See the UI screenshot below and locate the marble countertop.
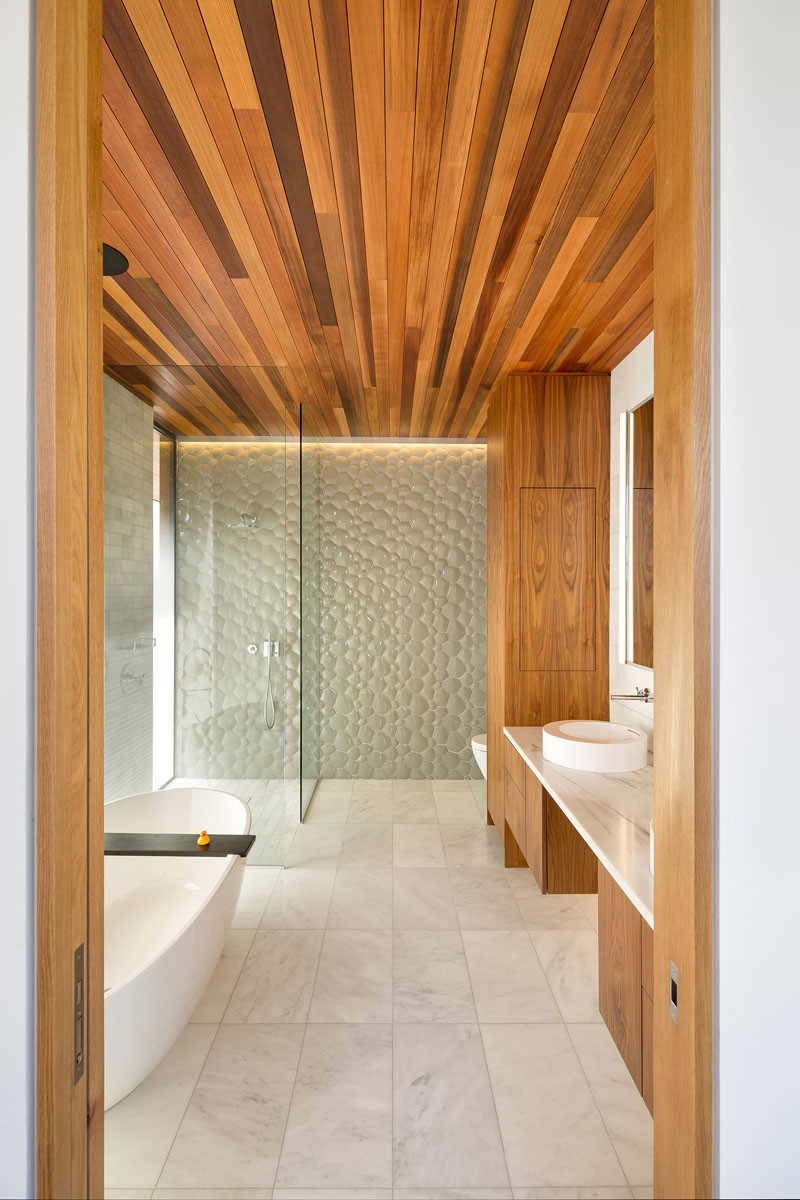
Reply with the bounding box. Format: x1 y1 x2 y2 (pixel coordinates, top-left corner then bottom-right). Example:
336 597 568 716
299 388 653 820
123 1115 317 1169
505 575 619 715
504 726 654 928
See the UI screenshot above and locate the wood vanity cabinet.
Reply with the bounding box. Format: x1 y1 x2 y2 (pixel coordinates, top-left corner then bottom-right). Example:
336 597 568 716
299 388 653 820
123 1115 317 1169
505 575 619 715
503 738 595 894
598 864 654 1114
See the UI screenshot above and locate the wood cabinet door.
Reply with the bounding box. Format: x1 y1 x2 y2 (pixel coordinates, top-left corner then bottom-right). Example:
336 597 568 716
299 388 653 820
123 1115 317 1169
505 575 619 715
598 864 643 1090
524 767 546 891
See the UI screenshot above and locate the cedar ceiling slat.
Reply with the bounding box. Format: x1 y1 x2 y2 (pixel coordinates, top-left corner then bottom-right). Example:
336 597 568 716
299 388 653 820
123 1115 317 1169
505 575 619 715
102 0 655 437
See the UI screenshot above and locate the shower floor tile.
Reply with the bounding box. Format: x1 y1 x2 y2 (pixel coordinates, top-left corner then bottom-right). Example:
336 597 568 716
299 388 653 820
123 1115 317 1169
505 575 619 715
107 779 651 1198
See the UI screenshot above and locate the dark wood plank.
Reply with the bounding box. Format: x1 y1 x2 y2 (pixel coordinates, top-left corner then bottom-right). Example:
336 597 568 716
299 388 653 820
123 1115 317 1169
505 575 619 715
104 832 256 857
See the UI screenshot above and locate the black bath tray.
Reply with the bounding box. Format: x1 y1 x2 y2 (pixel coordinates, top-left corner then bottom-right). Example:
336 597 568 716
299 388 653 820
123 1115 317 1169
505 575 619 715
104 832 256 858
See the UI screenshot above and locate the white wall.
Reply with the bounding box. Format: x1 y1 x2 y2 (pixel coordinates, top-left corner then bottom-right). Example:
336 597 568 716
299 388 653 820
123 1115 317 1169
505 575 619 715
0 0 35 1195
609 333 654 748
717 3 800 1195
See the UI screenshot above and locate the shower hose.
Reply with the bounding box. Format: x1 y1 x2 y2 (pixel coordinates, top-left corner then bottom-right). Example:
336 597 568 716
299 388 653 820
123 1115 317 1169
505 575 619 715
264 641 276 730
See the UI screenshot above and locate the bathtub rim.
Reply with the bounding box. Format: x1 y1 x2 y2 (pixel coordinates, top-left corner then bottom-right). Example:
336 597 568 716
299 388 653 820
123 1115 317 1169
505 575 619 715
104 787 252 999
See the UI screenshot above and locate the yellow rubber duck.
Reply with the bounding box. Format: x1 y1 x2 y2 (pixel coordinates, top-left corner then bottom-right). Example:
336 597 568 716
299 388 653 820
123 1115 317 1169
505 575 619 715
197 830 210 848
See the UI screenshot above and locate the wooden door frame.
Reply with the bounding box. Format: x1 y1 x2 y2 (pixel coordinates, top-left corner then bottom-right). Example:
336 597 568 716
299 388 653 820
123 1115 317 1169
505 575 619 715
653 0 713 1195
31 0 715 1195
36 0 103 1195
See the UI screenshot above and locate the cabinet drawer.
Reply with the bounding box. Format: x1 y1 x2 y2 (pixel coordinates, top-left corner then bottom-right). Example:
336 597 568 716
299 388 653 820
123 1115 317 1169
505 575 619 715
642 990 654 1114
642 920 654 1000
524 766 546 892
598 864 643 1091
504 736 526 795
504 769 526 852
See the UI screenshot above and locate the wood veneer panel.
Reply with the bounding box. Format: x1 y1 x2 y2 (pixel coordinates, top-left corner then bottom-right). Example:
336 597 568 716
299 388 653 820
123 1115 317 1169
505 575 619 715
546 795 598 895
504 736 526 796
632 486 654 667
599 865 643 1090
653 1 713 1195
486 388 505 830
504 771 527 860
642 917 654 1001
524 766 546 892
37 0 103 1193
519 486 596 671
642 990 654 1115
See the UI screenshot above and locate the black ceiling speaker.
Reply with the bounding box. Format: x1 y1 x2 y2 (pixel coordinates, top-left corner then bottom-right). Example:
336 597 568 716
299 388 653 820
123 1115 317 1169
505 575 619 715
102 243 129 276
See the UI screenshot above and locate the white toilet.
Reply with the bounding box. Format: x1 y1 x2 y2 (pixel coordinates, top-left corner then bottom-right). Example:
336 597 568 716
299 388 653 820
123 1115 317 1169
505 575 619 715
471 732 487 779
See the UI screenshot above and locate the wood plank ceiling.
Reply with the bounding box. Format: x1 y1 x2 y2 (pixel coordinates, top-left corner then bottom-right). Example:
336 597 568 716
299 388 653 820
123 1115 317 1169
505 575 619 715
102 0 654 438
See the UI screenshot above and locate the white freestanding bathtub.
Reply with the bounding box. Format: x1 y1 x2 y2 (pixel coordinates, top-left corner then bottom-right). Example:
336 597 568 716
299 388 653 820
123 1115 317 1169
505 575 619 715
104 787 251 1109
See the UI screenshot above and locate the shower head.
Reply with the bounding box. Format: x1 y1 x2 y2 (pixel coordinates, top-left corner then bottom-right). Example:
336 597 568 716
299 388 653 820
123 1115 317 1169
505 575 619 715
226 512 258 530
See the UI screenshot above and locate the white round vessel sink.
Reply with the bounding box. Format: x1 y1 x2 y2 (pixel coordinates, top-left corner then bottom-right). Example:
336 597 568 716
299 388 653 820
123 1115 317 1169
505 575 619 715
542 720 647 773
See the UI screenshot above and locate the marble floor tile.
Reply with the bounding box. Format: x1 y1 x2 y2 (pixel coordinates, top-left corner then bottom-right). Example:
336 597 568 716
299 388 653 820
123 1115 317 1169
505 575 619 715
577 893 600 930
105 1189 155 1198
392 781 437 824
393 1024 509 1189
276 1024 392 1189
274 1191 391 1199
631 1188 654 1198
392 824 446 868
191 928 256 1023
514 891 594 932
481 1024 626 1189
232 866 282 928
432 780 478 793
392 869 458 929
348 789 393 823
462 931 560 1023
529 931 602 1024
311 779 354 799
440 823 504 868
567 1024 653 1186
327 867 393 929
339 823 393 868
303 790 351 824
433 790 484 824
309 930 392 1023
105 1024 216 1189
353 779 394 799
285 825 344 868
449 869 525 930
393 930 476 1022
153 1191 274 1199
511 1189 632 1199
159 1025 303 1189
261 868 336 929
394 1191 512 1200
224 930 322 1023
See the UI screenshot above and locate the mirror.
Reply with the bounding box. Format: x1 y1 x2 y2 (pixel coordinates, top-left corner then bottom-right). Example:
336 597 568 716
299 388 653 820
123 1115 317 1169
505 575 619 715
624 395 654 668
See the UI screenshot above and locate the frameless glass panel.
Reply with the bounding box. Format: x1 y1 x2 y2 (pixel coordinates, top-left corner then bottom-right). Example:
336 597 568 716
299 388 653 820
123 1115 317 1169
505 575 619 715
152 428 175 789
103 375 157 803
299 405 321 820
172 372 289 865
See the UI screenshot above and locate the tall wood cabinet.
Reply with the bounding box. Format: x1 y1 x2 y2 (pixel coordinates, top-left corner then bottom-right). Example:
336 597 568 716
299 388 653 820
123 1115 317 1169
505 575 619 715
487 373 610 835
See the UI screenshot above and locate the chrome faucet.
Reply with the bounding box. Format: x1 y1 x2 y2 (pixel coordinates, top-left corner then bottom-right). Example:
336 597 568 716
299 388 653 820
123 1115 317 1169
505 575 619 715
610 686 654 703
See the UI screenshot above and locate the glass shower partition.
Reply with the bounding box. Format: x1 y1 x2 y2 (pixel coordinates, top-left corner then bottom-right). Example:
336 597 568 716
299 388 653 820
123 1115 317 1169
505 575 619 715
299 406 320 820
173 413 289 865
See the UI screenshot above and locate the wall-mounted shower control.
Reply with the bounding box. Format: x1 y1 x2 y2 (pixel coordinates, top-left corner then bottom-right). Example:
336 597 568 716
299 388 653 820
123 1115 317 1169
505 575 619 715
247 644 258 655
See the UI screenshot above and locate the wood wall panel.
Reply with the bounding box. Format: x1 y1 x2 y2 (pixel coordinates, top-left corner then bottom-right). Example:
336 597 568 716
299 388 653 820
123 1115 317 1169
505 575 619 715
520 487 596 671
653 0 713 1194
37 1 104 1194
487 372 610 827
100 0 655 436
